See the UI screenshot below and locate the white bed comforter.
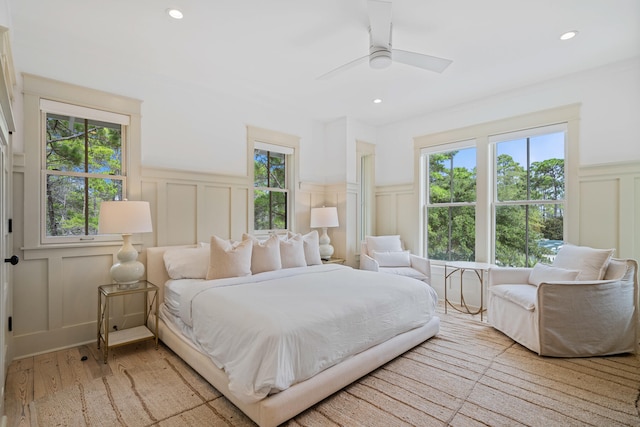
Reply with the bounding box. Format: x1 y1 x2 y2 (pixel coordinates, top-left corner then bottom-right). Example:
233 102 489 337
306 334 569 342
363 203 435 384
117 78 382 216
174 264 437 403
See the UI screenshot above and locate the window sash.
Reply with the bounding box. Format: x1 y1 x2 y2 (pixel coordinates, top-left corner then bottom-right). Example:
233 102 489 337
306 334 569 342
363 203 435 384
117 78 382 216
40 104 128 244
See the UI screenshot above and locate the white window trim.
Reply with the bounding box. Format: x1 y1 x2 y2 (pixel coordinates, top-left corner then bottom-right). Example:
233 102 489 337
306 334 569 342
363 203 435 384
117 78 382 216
247 125 299 236
414 104 580 262
22 74 142 250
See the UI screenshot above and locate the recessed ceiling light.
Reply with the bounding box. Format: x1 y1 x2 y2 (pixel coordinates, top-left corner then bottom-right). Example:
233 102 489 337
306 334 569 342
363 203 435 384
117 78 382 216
373 98 383 104
167 8 184 19
560 30 578 41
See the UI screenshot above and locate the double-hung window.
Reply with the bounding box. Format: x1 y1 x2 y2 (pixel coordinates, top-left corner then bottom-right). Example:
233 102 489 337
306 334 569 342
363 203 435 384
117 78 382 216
492 125 566 266
253 143 291 231
41 100 129 242
248 126 299 235
417 106 576 266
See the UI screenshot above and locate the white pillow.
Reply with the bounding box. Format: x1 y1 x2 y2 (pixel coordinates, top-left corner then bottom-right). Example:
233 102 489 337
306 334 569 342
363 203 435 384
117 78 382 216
242 233 282 274
289 230 322 266
372 250 411 267
528 263 580 286
280 233 307 268
552 244 614 280
365 235 403 256
206 235 253 280
163 247 209 279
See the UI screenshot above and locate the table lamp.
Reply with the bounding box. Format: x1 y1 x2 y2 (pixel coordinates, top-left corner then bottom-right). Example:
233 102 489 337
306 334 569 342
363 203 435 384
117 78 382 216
310 206 339 260
98 200 153 287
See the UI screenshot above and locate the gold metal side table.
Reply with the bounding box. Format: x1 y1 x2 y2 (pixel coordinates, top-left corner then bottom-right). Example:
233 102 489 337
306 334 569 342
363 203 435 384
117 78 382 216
444 261 493 321
97 281 158 364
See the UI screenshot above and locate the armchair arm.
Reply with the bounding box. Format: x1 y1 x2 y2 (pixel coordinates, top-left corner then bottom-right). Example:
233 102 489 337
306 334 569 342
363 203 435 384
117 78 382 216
537 278 638 356
488 267 532 287
409 255 431 284
359 253 380 271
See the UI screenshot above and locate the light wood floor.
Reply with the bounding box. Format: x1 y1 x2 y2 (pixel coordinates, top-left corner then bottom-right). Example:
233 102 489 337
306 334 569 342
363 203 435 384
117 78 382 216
3 304 484 427
3 339 176 427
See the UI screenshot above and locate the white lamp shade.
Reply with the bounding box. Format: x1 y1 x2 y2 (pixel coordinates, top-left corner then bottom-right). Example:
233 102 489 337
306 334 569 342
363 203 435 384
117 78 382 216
98 201 153 234
310 207 339 228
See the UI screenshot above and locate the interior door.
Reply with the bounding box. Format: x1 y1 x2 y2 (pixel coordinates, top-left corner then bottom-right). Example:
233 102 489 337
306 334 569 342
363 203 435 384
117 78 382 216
0 26 16 418
0 132 8 416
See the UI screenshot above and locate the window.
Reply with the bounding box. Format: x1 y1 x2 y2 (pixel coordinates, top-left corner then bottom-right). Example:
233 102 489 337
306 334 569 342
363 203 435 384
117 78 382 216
22 75 141 248
493 126 566 266
247 126 299 235
41 100 130 242
416 105 578 264
357 141 375 247
424 142 476 261
253 145 289 231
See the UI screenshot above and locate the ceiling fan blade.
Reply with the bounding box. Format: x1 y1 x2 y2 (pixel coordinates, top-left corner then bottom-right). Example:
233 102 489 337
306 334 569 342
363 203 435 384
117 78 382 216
392 49 453 73
316 54 369 80
368 0 392 48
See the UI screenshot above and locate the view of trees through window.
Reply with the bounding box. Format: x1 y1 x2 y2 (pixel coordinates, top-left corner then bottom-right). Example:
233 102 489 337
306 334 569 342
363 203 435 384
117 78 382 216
45 113 123 237
427 146 477 261
426 130 565 267
495 132 565 267
254 149 287 230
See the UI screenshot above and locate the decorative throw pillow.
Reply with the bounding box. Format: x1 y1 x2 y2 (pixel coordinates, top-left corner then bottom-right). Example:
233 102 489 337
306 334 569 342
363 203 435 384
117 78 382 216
289 230 322 266
206 235 253 280
372 250 411 267
163 246 209 279
280 233 307 268
552 244 614 280
365 235 403 256
242 233 282 274
528 263 580 286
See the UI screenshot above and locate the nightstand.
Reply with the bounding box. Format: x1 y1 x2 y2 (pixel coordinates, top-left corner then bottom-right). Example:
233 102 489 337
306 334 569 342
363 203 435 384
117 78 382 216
97 281 158 364
322 258 345 265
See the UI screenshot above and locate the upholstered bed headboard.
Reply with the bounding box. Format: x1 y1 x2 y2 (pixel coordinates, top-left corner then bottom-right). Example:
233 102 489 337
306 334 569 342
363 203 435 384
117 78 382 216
146 245 196 307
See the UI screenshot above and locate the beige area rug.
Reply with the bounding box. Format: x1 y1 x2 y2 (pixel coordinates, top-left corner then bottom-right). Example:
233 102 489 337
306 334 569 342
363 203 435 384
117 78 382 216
31 312 640 427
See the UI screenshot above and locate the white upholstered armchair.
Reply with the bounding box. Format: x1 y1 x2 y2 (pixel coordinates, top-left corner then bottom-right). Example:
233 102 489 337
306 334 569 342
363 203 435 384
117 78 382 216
488 245 638 357
359 235 431 284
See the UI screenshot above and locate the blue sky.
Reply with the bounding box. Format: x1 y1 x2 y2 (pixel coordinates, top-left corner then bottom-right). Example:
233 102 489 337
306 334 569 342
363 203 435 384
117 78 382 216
452 132 565 170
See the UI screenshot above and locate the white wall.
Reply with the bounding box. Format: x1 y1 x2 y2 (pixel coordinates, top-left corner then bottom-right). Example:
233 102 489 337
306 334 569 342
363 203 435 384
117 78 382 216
376 57 640 185
12 49 332 184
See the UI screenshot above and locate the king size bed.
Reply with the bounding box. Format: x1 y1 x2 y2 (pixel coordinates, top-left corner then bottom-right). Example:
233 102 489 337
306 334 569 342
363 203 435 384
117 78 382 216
146 238 439 427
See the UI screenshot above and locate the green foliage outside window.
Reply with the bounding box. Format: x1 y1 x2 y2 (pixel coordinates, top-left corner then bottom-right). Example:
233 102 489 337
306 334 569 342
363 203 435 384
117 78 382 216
427 150 476 261
427 135 565 267
45 114 123 237
254 149 287 230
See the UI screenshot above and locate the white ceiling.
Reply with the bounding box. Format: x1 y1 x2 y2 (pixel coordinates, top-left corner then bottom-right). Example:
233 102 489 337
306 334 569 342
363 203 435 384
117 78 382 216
9 0 640 126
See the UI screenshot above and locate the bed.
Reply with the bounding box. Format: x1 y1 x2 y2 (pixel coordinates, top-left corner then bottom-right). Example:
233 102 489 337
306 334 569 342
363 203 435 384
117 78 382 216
146 241 439 427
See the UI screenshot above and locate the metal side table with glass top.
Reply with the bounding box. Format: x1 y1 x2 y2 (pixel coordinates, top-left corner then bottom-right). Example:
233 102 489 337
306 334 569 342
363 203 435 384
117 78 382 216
444 261 493 321
97 281 159 363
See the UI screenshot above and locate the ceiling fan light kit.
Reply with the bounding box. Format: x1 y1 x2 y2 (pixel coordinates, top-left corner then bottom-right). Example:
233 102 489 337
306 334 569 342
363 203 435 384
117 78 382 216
369 49 392 69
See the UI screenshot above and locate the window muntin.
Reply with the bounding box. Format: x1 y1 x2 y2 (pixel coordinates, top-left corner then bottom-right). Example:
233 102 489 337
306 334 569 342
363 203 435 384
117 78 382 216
425 145 477 261
253 148 288 231
43 108 125 240
493 130 565 267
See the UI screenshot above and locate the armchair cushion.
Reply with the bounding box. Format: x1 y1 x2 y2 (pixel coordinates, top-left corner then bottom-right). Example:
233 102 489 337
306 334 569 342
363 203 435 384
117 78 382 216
371 250 411 267
552 244 614 280
528 263 579 286
491 284 537 311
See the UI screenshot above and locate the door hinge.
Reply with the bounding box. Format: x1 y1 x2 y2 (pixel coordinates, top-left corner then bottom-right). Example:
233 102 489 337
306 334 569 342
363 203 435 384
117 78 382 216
8 316 12 332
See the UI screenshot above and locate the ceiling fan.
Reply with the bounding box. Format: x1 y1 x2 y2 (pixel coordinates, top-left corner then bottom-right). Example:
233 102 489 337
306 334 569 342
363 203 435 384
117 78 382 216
317 0 452 80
